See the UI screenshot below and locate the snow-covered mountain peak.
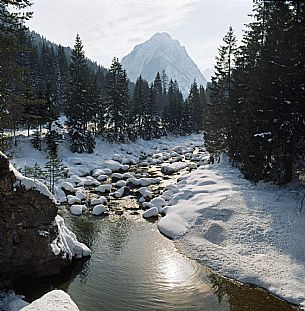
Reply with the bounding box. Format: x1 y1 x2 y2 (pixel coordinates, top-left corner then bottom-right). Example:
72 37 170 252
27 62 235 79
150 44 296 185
151 32 172 40
121 32 207 97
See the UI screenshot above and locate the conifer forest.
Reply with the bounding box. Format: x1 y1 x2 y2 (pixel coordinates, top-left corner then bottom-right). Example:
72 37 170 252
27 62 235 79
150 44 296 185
1 1 304 185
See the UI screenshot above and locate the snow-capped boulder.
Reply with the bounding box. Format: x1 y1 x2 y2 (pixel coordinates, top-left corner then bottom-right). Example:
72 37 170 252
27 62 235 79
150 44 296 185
123 172 134 179
126 178 140 186
83 176 100 186
96 184 112 193
161 190 175 201
97 174 108 181
142 202 154 209
75 191 86 201
103 168 112 175
70 205 86 215
143 207 159 218
92 168 106 177
61 181 76 193
164 184 179 193
112 187 126 198
92 204 106 216
21 290 79 311
111 173 123 181
70 175 83 185
103 160 122 172
121 164 129 171
161 162 188 174
0 152 90 283
91 196 107 206
116 180 127 188
113 154 122 162
67 196 81 205
138 187 153 199
150 197 166 209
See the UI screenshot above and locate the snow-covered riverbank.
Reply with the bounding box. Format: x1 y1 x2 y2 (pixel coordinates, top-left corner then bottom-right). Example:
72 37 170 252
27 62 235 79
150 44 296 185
158 157 305 309
6 133 305 309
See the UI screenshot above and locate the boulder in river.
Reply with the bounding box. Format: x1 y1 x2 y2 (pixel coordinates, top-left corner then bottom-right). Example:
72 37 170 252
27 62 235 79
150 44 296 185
0 151 90 286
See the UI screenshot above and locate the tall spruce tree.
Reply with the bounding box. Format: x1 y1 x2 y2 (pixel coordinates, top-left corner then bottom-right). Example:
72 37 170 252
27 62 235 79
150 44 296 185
205 26 237 156
105 57 129 141
66 34 95 153
0 0 33 148
153 71 164 116
132 75 149 137
188 80 204 132
163 79 184 134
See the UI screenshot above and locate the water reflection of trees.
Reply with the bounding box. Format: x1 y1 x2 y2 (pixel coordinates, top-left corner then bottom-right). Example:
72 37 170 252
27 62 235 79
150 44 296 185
13 259 88 301
65 214 100 249
104 217 132 257
208 274 296 311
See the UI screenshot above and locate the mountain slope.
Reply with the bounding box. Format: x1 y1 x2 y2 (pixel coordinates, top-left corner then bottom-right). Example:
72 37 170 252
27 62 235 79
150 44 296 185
121 32 207 97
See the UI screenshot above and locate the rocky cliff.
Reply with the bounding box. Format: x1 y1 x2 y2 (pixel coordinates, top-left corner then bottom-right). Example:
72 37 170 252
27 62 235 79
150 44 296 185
0 151 90 286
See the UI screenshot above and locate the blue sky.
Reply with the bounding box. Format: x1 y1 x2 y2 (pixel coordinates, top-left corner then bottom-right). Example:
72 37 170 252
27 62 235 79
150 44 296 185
27 0 253 74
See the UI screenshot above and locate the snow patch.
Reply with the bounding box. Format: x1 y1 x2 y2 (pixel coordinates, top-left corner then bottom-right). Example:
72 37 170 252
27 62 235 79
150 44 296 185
21 290 79 311
9 164 54 202
51 215 91 259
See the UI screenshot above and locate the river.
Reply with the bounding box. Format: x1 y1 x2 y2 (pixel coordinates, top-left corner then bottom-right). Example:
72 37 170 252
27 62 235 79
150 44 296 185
13 145 298 310
14 212 296 311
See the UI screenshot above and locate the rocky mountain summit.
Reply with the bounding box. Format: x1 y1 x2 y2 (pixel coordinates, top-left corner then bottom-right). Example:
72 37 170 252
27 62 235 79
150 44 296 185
121 32 207 97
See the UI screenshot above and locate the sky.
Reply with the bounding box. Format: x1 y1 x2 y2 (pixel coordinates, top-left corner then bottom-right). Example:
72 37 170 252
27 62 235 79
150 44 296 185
26 0 253 77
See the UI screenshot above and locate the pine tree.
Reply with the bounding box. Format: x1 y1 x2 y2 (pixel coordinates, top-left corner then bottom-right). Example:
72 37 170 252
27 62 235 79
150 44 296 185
66 34 95 152
258 1 296 183
143 83 162 139
132 75 149 137
56 45 69 112
205 26 237 156
153 71 164 115
188 80 204 132
229 1 272 176
105 57 129 141
45 152 64 194
32 162 44 181
290 1 305 180
0 0 32 137
163 79 184 134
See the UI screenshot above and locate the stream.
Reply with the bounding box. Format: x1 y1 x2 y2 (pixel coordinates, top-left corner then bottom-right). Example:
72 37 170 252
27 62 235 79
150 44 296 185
14 146 298 311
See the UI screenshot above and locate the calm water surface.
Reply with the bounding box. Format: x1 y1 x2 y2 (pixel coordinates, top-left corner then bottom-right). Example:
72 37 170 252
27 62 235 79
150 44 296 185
47 212 296 311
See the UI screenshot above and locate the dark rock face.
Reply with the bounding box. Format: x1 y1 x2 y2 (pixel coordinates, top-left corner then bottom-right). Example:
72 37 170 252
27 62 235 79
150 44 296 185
0 152 70 285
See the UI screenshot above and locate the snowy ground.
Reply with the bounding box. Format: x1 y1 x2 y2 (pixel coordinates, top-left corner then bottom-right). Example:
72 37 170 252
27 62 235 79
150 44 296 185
157 156 305 309
8 133 206 205
5 132 305 309
0 290 78 311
